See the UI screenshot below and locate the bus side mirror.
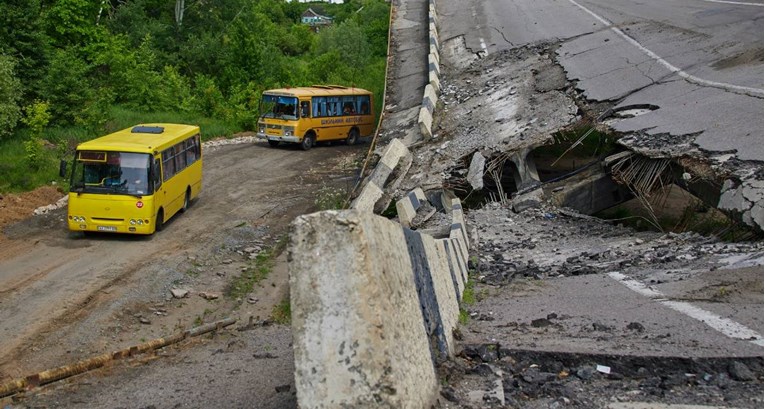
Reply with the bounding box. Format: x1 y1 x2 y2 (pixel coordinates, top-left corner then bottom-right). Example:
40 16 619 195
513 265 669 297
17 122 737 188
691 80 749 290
59 160 67 178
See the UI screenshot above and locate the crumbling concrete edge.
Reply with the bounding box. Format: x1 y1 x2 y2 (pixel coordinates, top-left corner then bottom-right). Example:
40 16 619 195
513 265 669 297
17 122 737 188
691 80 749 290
419 0 441 140
290 197 470 408
718 177 764 231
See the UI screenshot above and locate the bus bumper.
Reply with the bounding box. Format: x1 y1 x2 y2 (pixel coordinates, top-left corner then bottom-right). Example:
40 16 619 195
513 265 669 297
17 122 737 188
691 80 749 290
262 134 300 143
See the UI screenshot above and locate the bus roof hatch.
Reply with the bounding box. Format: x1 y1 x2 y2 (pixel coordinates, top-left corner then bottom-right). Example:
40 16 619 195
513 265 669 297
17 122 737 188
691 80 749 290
132 126 165 134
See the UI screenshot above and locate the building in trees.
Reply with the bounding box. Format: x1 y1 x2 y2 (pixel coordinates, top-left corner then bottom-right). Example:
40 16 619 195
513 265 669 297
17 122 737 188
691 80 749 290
301 8 334 32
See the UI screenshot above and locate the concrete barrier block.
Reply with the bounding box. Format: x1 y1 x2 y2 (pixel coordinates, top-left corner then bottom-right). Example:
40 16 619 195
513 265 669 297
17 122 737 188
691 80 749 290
437 237 465 299
411 231 460 357
290 211 439 409
430 44 440 60
396 188 427 228
429 70 441 95
418 106 433 139
429 33 439 52
428 53 441 77
448 200 470 261
351 182 383 212
429 22 439 41
423 83 437 111
380 138 409 170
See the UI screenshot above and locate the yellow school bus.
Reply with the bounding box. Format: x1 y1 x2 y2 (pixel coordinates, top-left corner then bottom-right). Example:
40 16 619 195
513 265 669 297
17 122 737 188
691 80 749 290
256 85 375 150
61 124 202 235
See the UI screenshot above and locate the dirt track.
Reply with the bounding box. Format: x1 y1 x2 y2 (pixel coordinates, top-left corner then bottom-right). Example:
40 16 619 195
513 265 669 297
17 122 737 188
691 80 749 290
0 140 364 392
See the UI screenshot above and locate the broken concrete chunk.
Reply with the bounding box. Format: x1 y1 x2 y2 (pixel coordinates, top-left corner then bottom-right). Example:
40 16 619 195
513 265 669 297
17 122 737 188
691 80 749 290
199 292 220 300
467 152 486 190
512 188 544 213
170 288 189 299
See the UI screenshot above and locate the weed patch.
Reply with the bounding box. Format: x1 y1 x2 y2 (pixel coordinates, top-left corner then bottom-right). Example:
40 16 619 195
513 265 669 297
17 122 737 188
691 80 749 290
227 237 288 300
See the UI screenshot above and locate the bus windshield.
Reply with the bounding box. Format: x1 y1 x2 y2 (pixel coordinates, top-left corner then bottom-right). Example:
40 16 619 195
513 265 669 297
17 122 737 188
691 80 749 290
71 151 151 196
260 94 299 120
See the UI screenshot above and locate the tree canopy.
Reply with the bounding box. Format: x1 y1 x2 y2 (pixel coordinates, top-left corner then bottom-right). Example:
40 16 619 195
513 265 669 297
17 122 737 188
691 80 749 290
0 0 390 138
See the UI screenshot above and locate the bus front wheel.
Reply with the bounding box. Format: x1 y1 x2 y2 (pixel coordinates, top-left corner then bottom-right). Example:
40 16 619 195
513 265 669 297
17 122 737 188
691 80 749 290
155 209 164 233
301 135 314 151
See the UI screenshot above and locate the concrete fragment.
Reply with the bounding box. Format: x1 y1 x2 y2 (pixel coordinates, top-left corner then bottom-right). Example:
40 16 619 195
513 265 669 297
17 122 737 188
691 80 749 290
467 152 486 190
170 288 189 299
198 292 219 300
512 188 544 213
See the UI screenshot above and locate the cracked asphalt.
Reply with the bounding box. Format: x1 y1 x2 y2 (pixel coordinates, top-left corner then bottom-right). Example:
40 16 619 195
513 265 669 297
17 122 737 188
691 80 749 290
436 0 764 229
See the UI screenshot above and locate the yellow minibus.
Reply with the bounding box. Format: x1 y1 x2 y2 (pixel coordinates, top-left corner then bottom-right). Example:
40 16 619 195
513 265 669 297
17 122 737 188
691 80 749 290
256 85 375 150
60 124 202 235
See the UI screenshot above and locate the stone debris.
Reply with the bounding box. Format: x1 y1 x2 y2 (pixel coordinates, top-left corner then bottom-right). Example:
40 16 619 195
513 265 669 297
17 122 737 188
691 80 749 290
198 292 219 300
170 288 189 299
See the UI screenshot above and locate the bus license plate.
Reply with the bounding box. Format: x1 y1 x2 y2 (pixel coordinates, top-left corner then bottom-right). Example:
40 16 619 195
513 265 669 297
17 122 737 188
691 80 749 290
97 226 117 232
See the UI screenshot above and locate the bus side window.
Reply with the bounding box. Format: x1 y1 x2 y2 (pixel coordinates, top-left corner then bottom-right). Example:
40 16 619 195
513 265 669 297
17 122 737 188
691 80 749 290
300 101 310 118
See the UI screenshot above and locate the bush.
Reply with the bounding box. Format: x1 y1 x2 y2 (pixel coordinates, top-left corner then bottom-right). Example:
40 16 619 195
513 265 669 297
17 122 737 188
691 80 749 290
22 100 52 138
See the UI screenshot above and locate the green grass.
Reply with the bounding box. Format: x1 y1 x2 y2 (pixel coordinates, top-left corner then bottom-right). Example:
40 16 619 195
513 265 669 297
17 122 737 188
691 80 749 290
462 277 476 305
458 276 477 325
271 296 291 325
0 136 65 193
314 184 348 211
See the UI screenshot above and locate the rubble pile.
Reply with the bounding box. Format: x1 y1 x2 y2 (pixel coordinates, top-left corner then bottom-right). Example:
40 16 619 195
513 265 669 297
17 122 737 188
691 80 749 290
469 203 762 286
437 346 763 409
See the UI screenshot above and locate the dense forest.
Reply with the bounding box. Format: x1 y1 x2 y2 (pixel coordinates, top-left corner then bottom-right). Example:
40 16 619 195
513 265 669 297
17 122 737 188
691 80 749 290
0 0 390 192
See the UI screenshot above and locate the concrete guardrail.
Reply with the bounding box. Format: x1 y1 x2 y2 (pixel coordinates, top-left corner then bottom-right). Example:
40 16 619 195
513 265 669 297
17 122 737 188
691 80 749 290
419 0 441 140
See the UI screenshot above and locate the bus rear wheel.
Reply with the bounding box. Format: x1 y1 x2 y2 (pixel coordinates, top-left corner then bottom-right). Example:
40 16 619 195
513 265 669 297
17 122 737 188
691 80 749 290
268 140 279 147
155 209 164 233
301 135 314 151
346 128 359 146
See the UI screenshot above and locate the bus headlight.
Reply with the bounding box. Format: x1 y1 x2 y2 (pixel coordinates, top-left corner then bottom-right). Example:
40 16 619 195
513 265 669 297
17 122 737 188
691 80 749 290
258 124 266 134
71 216 85 222
284 127 294 136
130 219 136 225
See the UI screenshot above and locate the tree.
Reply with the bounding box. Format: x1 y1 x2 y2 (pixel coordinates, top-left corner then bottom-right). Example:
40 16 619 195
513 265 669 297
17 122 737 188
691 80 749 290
0 0 49 99
0 55 23 140
43 0 103 47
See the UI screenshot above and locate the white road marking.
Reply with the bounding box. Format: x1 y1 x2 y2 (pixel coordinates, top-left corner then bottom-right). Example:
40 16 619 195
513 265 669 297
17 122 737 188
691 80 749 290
701 0 763 6
566 0 764 97
608 272 763 346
